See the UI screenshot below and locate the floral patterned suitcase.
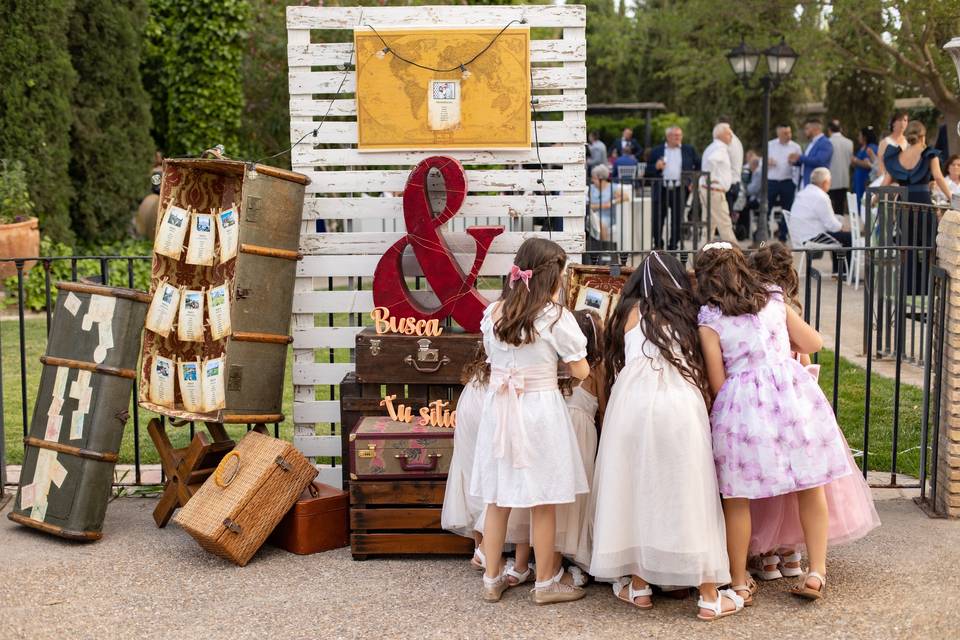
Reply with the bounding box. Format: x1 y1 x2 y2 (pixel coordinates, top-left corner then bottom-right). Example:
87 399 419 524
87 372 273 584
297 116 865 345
348 416 455 481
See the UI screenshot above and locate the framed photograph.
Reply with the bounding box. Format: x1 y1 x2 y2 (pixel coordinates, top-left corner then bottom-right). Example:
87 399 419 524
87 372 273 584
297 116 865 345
575 286 611 318
564 264 634 323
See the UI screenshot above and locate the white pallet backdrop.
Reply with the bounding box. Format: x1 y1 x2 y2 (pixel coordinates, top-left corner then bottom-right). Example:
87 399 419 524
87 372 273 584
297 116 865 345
286 4 587 487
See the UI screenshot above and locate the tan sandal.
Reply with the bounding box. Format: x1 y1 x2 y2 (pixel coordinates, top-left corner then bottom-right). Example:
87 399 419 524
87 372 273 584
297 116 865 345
791 571 825 600
613 577 654 610
730 576 757 606
697 588 744 621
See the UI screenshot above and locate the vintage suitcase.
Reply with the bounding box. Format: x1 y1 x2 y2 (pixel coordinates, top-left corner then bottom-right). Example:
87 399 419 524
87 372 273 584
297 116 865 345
354 329 483 385
350 480 474 560
174 430 317 566
269 482 349 555
349 415 454 481
139 158 307 424
338 372 462 488
8 281 150 540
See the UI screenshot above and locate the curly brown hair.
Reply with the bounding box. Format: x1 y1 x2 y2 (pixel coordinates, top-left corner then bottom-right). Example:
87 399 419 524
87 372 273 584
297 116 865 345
460 341 490 386
493 238 567 346
604 252 709 400
749 242 800 311
694 246 770 317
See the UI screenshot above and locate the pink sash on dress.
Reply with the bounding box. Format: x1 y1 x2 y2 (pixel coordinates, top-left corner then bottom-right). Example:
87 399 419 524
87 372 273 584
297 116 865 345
489 363 558 469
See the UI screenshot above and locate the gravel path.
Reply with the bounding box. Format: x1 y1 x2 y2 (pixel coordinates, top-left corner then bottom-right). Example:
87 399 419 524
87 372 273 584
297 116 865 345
0 498 957 640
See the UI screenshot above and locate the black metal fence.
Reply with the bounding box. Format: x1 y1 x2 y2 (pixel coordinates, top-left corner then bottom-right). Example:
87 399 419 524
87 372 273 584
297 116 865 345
0 223 952 505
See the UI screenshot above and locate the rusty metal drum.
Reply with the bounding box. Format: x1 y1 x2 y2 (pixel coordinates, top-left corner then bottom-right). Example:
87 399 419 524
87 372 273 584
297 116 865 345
8 282 150 540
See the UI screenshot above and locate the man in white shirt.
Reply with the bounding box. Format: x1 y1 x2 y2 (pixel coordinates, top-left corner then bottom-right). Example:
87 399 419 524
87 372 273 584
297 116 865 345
789 167 851 276
827 119 854 216
699 122 738 244
718 116 744 217
767 124 802 241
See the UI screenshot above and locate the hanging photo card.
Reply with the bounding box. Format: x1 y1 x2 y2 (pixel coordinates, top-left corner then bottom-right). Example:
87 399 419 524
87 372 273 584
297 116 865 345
216 207 239 263
206 283 232 340
149 355 175 407
201 357 226 413
177 289 205 342
428 80 461 131
145 280 181 337
154 204 190 259
185 213 215 266
178 359 203 413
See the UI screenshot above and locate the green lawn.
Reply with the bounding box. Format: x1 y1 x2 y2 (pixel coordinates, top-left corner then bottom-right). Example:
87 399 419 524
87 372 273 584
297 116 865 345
1 316 928 480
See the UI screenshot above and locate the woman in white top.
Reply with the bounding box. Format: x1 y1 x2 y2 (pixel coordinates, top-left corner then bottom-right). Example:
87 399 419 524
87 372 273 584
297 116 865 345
934 154 960 204
876 110 908 178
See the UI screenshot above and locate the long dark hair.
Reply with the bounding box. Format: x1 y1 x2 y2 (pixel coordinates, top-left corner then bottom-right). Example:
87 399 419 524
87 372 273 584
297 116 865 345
493 238 567 346
694 246 770 317
460 341 490 386
749 242 799 311
603 252 708 399
860 126 878 147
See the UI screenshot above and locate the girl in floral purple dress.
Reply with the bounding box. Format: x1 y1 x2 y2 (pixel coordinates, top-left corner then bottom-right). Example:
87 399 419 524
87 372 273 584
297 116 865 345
695 243 851 604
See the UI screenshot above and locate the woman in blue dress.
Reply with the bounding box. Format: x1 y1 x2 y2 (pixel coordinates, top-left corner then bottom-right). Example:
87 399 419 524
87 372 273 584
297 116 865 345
882 121 952 294
851 126 878 212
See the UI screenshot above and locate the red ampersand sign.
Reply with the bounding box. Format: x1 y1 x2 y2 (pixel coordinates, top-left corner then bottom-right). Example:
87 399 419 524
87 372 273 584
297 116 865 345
373 157 504 333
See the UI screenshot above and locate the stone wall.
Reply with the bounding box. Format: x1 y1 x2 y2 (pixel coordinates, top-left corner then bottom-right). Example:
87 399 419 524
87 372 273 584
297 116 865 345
935 209 960 517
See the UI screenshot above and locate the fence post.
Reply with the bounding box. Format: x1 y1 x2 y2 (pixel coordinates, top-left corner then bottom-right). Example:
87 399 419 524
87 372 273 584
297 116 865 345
934 209 960 517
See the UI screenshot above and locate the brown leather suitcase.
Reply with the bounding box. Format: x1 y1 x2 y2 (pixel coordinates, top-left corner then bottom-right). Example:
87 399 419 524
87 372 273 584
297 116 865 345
354 329 482 385
269 482 349 555
349 415 455 481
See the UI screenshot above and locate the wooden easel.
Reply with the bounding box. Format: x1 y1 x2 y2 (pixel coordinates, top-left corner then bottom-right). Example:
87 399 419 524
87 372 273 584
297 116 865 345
148 419 237 528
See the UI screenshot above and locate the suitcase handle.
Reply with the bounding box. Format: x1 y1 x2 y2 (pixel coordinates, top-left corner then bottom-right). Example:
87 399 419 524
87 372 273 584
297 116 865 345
403 354 450 374
393 452 442 472
214 451 241 488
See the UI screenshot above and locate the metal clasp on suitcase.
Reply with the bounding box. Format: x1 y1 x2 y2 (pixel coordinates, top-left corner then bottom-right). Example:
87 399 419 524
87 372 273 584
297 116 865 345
368 338 381 356
274 456 292 472
358 444 376 458
393 452 442 472
223 518 242 534
403 338 450 374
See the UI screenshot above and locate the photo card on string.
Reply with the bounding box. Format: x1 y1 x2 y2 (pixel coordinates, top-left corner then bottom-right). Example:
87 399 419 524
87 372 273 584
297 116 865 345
154 204 190 259
185 212 216 266
177 289 205 342
216 206 239 263
206 283 232 340
149 354 175 408
145 280 181 337
177 359 203 413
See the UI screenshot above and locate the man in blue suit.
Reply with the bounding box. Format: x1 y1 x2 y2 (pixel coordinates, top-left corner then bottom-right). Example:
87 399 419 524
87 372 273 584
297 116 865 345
790 118 833 187
644 126 700 249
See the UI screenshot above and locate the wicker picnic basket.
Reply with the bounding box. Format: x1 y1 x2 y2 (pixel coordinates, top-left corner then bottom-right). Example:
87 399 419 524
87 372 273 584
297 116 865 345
174 430 317 566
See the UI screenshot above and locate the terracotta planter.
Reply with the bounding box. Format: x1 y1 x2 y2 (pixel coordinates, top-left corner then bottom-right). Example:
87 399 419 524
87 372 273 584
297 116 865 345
0 217 40 280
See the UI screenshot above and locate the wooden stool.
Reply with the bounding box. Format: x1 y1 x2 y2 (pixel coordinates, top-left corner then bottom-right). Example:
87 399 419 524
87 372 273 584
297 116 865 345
148 419 236 528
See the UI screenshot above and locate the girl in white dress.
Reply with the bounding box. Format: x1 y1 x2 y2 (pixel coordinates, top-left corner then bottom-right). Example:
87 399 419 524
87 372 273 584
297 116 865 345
589 252 742 621
470 238 590 605
442 346 489 567
555 309 604 580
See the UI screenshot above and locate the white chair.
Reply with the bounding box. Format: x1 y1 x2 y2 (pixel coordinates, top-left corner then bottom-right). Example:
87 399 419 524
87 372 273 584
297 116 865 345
847 201 865 289
783 209 847 277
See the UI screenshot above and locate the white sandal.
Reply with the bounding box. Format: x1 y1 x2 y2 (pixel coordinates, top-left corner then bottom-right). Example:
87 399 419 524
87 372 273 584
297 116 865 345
791 571 825 600
471 547 486 571
482 571 508 603
749 554 783 580
779 551 803 577
504 559 533 586
697 588 744 621
612 576 653 610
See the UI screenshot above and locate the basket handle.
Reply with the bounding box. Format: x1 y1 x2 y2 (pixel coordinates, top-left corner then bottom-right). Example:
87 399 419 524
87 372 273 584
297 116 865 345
214 451 241 488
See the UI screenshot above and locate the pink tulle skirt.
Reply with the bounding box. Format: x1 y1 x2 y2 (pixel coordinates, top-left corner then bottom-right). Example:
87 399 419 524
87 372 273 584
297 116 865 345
749 363 880 554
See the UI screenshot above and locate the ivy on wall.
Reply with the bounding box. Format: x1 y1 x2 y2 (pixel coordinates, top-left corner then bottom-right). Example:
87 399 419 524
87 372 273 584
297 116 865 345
144 0 250 157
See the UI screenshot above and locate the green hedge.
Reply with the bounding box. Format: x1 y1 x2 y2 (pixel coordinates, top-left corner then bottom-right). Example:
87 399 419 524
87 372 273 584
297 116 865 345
586 112 692 154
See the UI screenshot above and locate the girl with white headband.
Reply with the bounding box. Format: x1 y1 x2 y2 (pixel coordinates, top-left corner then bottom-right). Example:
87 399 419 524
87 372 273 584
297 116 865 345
587 251 740 621
471 238 590 605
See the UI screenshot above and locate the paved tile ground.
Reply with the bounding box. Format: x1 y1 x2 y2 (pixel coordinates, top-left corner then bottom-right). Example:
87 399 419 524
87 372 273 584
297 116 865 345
0 497 957 640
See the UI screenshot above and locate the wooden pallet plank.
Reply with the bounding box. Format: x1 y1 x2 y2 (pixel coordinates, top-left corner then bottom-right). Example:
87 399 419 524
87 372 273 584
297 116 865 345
350 532 474 555
350 507 443 530
286 5 586 30
349 480 447 505
301 194 584 221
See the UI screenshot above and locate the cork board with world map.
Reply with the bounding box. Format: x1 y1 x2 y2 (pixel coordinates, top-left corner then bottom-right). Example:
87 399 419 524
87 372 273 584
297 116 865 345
354 27 531 150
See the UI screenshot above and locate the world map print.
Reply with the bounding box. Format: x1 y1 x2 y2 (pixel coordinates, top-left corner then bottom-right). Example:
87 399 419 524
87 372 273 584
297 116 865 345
354 28 531 150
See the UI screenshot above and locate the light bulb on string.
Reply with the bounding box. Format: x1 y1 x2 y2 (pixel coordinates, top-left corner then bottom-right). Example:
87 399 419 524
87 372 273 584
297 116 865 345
460 64 471 80
376 47 390 60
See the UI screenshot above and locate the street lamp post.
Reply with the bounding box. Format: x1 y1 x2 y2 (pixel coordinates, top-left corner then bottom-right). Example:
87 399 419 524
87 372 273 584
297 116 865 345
727 36 799 243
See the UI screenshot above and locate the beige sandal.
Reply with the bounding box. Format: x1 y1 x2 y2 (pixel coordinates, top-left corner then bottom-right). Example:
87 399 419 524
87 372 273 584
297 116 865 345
730 576 757 606
791 571 825 600
613 577 654 610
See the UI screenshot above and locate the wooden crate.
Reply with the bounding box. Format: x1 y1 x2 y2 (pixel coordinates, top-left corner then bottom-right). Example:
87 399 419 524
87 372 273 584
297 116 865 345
349 480 473 560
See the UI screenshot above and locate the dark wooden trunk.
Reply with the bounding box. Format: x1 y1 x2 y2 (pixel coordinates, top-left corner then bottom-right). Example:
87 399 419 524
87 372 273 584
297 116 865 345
354 329 482 385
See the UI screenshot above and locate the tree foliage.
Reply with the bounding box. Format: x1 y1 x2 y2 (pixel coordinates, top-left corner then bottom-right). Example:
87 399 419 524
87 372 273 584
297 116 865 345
144 0 250 157
69 0 155 243
0 0 77 243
